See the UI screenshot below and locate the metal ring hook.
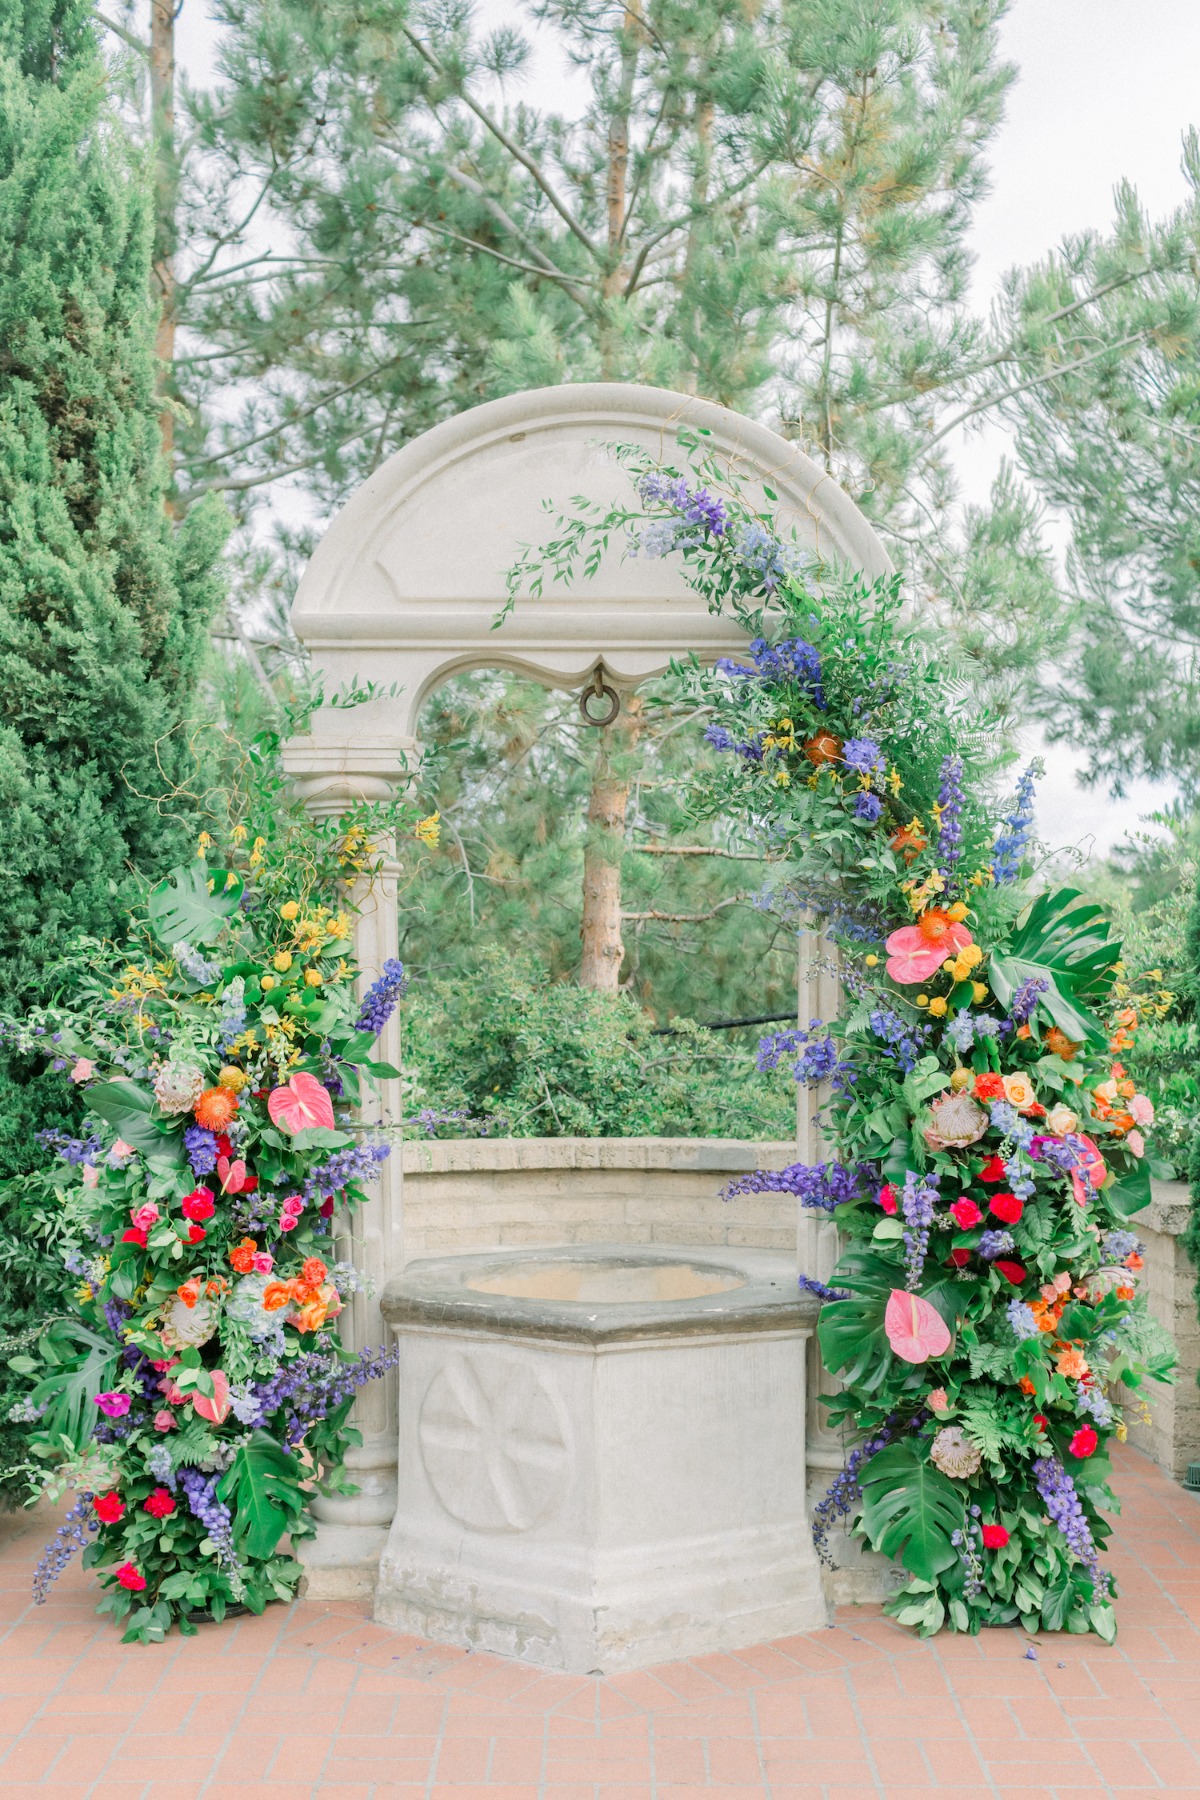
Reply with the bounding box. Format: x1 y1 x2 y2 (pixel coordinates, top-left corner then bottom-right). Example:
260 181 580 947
578 666 621 728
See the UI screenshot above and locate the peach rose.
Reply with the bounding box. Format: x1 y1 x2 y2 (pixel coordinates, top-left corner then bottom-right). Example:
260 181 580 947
1002 1071 1037 1112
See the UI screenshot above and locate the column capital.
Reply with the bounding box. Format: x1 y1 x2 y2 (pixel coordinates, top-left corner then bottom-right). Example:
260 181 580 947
280 732 419 820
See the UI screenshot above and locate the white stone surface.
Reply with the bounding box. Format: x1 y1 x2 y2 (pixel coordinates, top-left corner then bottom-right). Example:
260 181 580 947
375 1247 827 1672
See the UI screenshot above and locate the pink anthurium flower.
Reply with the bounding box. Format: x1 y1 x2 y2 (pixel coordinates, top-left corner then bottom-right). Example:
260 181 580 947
885 917 973 985
268 1071 336 1135
216 1156 250 1194
884 1289 952 1364
191 1370 231 1426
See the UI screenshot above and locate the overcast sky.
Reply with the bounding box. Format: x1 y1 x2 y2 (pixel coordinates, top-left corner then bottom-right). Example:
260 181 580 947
176 0 1200 857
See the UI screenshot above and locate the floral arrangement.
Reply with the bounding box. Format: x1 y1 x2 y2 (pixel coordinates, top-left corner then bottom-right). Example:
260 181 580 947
8 850 406 1641
514 439 1176 1640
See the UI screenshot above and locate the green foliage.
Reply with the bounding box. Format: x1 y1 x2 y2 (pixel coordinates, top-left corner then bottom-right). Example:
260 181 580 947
218 1433 306 1562
859 1440 965 1583
0 4 226 1499
401 667 802 1030
403 946 793 1141
999 167 1200 791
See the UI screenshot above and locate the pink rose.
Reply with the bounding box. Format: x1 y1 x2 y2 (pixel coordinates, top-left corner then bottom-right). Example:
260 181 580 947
153 1410 176 1433
251 1250 274 1274
281 1194 304 1218
106 1140 136 1168
69 1057 95 1084
130 1203 159 1231
949 1198 983 1229
927 1388 949 1412
1126 1129 1145 1159
279 1212 299 1233
1129 1093 1154 1126
877 1184 899 1216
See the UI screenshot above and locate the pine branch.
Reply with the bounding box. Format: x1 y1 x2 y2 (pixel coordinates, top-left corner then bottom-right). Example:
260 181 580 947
629 845 772 860
402 27 600 262
622 896 750 922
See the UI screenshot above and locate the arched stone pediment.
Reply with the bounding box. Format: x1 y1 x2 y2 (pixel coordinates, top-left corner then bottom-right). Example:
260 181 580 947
283 382 890 810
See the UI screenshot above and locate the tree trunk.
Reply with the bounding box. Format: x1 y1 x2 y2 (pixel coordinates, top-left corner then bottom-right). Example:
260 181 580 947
598 7 639 380
149 0 177 471
579 696 641 990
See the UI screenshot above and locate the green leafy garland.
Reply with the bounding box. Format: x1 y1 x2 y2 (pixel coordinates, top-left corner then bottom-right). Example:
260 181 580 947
8 842 408 1643
517 440 1176 1639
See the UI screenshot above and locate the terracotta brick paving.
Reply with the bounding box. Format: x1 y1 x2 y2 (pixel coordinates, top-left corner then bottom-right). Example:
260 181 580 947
3 1444 1200 1798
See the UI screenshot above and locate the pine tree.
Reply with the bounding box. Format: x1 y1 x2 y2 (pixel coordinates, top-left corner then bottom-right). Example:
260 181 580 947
996 162 1200 793
0 0 228 1177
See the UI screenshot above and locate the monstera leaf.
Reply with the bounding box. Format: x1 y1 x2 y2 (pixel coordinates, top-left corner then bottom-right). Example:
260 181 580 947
859 1438 966 1582
989 886 1122 1048
25 1322 120 1451
147 861 244 949
218 1432 304 1561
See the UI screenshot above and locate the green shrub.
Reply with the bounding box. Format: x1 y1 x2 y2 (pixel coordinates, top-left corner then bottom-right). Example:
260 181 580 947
403 947 794 1140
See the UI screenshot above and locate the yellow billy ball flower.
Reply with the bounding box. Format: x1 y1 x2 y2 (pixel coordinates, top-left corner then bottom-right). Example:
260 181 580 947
261 974 276 991
864 953 879 967
972 980 988 1003
273 951 293 973
280 901 300 921
304 968 323 987
928 996 948 1018
942 958 957 974
916 994 929 1008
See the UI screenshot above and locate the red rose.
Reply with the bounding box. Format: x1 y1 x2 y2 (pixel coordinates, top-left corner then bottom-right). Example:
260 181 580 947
143 1487 177 1518
877 1183 899 1216
319 1197 335 1219
1069 1426 1098 1459
239 1174 258 1194
215 1134 233 1158
181 1186 215 1222
974 1073 1005 1101
93 1492 124 1524
950 1198 983 1229
947 1248 971 1268
116 1563 146 1591
1033 1414 1048 1432
989 1192 1024 1225
980 1524 1009 1549
121 1227 148 1247
978 1155 1007 1182
187 1223 207 1244
994 1260 1027 1285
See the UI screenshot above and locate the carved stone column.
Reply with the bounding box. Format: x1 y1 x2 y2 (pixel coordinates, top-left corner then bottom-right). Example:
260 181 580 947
281 730 415 1597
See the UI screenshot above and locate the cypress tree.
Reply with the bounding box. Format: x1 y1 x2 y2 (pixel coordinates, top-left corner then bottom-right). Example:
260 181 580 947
0 0 227 1177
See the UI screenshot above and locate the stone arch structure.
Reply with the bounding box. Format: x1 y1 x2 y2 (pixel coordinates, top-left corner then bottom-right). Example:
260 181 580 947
282 382 891 808
283 382 890 1596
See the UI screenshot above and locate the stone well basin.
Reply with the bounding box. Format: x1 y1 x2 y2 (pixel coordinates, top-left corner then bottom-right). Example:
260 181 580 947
375 1244 825 1674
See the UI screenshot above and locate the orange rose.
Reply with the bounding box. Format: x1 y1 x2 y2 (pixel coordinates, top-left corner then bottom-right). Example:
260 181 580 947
301 1257 328 1288
194 1087 239 1131
229 1237 257 1275
176 1280 201 1310
1056 1347 1089 1380
262 1281 294 1313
